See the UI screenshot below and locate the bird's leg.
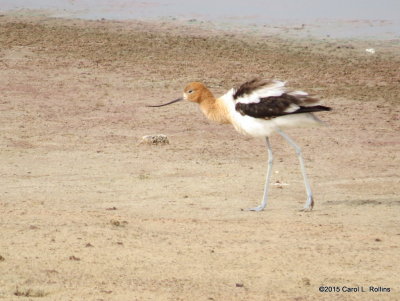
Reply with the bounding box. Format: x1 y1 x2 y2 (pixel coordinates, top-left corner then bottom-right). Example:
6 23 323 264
276 129 314 211
247 137 273 212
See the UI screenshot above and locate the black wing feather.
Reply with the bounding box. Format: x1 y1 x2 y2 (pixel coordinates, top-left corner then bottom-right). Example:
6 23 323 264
235 94 331 119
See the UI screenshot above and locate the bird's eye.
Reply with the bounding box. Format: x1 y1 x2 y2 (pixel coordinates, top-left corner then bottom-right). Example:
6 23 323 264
188 90 194 94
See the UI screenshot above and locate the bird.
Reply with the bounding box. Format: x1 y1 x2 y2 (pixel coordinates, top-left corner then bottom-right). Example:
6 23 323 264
147 78 331 211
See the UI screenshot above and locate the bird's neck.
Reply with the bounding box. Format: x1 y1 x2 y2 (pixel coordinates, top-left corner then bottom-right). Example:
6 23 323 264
199 94 231 124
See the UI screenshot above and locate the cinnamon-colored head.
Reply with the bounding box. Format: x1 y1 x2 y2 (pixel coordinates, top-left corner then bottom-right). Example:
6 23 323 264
183 82 213 104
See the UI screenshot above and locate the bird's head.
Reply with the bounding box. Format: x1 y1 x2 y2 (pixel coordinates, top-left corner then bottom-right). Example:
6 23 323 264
147 82 212 107
183 82 208 103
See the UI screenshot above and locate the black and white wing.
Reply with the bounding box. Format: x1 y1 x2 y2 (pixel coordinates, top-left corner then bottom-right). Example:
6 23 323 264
233 79 331 119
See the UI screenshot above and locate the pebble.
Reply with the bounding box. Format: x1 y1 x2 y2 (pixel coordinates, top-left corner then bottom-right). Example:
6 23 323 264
139 134 170 145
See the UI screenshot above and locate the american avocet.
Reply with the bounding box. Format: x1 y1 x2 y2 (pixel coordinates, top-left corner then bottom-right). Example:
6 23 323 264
148 79 331 211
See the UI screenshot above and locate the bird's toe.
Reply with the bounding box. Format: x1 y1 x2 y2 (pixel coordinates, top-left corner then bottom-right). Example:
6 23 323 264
245 205 265 212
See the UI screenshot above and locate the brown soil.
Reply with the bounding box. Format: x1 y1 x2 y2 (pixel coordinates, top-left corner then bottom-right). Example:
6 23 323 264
0 15 399 301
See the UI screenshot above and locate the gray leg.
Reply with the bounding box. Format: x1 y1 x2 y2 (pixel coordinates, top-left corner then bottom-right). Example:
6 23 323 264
276 129 314 211
247 137 273 211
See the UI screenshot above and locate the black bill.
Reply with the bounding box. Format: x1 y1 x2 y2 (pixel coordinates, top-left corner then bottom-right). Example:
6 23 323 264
146 98 183 107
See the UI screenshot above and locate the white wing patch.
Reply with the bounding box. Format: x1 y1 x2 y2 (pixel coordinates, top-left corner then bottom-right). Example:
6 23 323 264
284 103 300 113
289 90 321 106
234 80 286 104
289 90 308 97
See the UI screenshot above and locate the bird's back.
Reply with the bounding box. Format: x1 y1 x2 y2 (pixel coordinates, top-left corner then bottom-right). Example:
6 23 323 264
220 79 331 137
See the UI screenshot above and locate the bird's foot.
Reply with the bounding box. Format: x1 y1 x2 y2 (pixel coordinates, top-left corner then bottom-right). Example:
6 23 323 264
244 204 266 212
299 196 314 212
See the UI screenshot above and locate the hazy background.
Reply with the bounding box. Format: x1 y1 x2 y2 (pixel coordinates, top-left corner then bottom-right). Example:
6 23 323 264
1 0 400 38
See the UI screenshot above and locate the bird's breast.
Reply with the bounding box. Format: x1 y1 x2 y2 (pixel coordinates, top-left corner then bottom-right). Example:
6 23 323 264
200 99 232 124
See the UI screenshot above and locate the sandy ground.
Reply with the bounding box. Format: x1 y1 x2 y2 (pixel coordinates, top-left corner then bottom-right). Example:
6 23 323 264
0 15 400 300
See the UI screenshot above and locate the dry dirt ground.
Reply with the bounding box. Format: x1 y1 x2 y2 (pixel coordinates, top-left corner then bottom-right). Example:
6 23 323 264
0 15 399 301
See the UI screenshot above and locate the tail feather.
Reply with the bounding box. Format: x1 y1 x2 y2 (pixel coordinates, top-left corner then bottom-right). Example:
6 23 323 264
293 105 332 114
